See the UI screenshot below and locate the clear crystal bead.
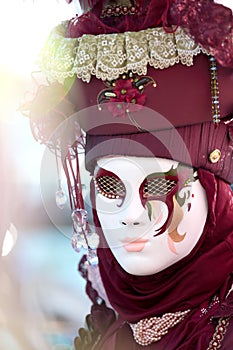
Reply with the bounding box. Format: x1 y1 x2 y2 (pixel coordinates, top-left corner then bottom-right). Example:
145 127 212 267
87 249 99 266
71 233 87 253
71 209 88 232
55 189 67 209
87 232 99 249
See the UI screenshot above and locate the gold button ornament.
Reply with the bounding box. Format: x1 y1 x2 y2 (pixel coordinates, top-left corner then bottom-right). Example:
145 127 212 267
209 149 221 163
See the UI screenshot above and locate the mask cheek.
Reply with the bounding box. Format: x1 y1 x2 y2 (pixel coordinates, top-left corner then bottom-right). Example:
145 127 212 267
167 181 208 257
168 196 185 234
166 197 186 254
146 200 169 229
96 194 121 210
175 186 193 214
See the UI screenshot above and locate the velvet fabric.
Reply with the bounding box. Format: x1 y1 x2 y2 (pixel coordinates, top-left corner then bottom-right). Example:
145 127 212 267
66 0 177 37
221 317 233 349
69 54 233 130
84 120 233 184
66 0 233 68
90 170 233 349
68 53 233 184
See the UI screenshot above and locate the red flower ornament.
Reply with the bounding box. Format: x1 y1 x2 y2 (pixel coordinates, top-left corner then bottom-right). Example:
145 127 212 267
97 72 156 118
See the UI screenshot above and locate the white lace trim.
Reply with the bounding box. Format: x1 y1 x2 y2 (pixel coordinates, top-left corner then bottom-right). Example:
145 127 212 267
39 21 208 84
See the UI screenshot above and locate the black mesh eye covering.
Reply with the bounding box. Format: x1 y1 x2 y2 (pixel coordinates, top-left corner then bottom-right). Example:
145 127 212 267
139 172 178 208
94 167 126 199
143 177 177 198
139 165 194 207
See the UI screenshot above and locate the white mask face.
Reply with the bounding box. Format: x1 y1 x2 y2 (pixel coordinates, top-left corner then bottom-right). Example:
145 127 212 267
94 156 208 276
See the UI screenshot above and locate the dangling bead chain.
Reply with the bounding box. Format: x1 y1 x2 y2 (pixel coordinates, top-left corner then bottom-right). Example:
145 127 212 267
209 56 221 126
129 309 190 346
54 145 67 210
63 146 99 266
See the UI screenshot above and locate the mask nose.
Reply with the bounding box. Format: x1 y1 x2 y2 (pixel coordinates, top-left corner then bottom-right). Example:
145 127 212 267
121 220 140 226
119 187 149 228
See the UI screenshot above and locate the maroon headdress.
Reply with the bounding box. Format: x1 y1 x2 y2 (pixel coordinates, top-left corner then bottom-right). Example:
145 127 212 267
26 0 233 183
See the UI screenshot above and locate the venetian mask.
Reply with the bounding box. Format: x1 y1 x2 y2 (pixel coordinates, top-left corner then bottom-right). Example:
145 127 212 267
94 156 208 275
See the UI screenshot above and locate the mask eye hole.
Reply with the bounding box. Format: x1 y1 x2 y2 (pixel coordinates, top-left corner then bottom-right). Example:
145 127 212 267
143 177 177 199
94 167 126 199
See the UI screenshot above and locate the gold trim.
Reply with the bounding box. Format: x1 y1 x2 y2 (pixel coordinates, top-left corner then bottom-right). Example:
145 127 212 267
207 317 231 350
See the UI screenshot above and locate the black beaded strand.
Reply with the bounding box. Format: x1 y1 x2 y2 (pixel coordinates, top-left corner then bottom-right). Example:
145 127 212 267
209 55 221 126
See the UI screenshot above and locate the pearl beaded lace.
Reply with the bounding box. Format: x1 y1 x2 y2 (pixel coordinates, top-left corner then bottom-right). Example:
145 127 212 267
129 309 191 346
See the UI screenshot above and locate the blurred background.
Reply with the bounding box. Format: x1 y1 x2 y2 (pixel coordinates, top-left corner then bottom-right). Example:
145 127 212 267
0 1 91 349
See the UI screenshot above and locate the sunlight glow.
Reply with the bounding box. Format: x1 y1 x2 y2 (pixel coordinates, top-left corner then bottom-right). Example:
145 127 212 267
0 1 76 184
0 1 76 75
